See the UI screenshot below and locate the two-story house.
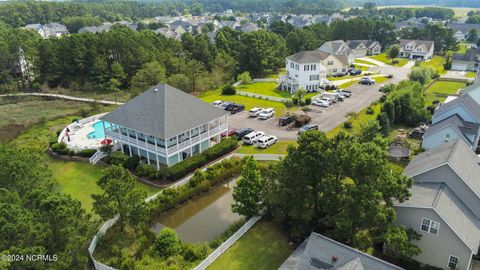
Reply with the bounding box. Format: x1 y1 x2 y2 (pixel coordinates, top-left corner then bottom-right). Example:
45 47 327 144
394 139 480 270
452 47 480 72
101 84 228 168
280 51 340 93
398 39 434 60
346 40 382 57
447 23 480 41
317 40 355 65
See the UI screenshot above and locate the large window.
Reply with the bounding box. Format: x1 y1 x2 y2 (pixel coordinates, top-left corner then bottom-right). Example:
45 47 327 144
309 75 319 81
448 255 459 269
421 218 440 235
327 61 334 65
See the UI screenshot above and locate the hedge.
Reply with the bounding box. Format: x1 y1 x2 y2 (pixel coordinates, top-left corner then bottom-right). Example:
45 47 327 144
126 155 140 170
150 157 243 214
77 148 97 157
51 142 69 155
136 163 157 178
105 151 129 166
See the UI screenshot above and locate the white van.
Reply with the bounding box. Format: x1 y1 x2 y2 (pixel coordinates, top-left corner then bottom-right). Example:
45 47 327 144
242 131 265 145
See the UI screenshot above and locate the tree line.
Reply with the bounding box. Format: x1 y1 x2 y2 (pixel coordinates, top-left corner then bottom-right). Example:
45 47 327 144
346 5 455 21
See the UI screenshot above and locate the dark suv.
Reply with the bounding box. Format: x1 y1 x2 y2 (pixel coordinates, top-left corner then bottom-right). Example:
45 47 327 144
225 103 245 114
298 124 319 134
279 116 294 126
234 128 254 140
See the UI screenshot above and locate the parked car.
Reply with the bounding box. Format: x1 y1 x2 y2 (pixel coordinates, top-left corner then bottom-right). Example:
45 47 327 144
319 97 333 104
349 69 362 76
218 101 231 109
298 123 319 134
332 72 347 77
225 103 245 114
248 107 264 117
359 77 375 85
279 115 295 126
322 93 339 103
255 135 278 149
243 131 265 145
221 128 237 138
312 99 329 107
212 100 223 107
234 128 254 140
338 90 352 97
258 108 275 120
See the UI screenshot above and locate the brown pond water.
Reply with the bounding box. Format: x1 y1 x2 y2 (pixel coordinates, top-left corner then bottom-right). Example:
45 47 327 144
150 179 242 243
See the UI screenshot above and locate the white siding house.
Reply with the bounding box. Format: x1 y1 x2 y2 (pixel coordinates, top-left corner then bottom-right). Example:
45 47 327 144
280 51 329 93
398 39 434 60
101 84 228 168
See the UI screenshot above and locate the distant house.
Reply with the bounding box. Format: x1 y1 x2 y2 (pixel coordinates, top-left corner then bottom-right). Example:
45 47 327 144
346 40 382 57
317 40 355 65
279 232 404 270
421 114 480 150
236 22 259 33
394 139 480 270
452 47 480 72
24 23 68 38
447 23 480 41
398 39 434 60
101 84 228 167
280 51 328 93
78 23 112 34
394 21 427 32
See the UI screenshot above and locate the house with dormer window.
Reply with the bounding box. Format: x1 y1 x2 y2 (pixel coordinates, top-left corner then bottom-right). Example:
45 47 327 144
398 39 434 60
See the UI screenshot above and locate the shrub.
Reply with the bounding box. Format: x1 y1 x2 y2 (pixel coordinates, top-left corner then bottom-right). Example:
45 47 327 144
126 155 141 170
77 148 97 157
298 99 306 106
136 164 157 177
426 105 436 115
237 71 252 84
153 228 182 258
380 95 387 102
343 121 353 129
51 142 69 155
305 97 312 105
169 154 208 180
221 83 236 95
387 74 394 79
56 148 69 155
106 151 129 166
391 59 399 65
295 115 311 127
366 107 374 115
68 150 75 156
292 96 299 105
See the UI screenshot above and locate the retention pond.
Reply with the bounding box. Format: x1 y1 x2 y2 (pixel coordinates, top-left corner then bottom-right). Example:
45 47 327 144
150 179 242 243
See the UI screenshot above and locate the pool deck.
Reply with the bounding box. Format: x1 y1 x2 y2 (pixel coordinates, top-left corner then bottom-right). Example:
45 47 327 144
63 120 105 150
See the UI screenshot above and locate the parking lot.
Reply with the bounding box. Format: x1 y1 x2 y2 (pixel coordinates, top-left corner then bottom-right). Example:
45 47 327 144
228 83 384 140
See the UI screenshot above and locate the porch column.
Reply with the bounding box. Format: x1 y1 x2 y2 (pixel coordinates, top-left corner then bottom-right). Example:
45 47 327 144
102 121 106 140
189 129 193 156
156 154 160 170
135 132 140 156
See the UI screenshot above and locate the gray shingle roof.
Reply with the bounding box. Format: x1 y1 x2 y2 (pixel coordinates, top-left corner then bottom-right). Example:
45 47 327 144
346 40 378 50
434 94 480 123
399 39 434 51
424 114 479 147
298 232 404 270
448 23 480 34
395 183 480 252
100 84 227 139
452 47 480 61
404 139 480 196
287 51 348 66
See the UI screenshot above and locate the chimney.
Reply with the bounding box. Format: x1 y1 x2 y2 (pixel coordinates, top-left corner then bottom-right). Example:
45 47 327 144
332 256 338 263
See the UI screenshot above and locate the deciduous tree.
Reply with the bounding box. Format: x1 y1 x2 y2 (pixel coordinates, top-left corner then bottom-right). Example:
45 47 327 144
232 156 265 218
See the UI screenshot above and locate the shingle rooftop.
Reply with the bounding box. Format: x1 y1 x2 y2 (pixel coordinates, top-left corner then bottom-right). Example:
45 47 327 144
424 114 479 147
297 232 404 270
434 94 480 123
395 183 480 253
100 84 227 139
399 39 434 51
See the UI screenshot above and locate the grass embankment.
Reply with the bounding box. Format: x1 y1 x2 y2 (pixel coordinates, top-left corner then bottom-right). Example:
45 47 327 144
369 53 409 67
207 220 292 270
354 59 377 66
0 96 91 142
326 103 382 138
420 56 446 75
237 141 297 155
237 82 291 98
424 80 466 106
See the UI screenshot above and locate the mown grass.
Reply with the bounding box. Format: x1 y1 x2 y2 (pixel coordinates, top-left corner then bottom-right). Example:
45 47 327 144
369 53 409 67
207 220 292 270
326 103 381 138
236 141 297 155
424 80 466 106
466 71 477 78
354 59 377 66
199 90 290 116
420 56 446 75
237 82 291 98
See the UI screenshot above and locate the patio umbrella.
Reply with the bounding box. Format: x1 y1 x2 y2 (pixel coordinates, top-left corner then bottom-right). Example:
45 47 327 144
100 138 112 145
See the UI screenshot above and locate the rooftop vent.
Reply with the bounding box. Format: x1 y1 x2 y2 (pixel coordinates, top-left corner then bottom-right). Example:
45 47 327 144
154 88 158 93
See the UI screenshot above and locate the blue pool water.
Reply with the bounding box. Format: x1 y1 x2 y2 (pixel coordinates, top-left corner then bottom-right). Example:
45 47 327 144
87 121 111 139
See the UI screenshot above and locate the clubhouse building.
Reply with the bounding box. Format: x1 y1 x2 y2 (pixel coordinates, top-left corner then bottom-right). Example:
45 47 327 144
101 84 228 168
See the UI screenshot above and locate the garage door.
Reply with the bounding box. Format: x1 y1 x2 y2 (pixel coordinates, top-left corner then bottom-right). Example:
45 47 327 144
452 62 468 71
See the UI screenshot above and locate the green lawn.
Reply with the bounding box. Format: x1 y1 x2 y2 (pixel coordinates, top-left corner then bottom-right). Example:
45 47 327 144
200 91 290 116
369 53 409 67
329 73 365 81
207 220 292 270
326 103 381 138
354 59 377 66
237 140 297 155
420 56 446 75
338 76 389 89
47 158 159 213
264 68 286 79
424 80 466 106
237 82 291 98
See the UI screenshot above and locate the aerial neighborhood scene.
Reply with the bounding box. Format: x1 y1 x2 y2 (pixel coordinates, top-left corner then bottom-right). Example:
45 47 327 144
3 0 480 269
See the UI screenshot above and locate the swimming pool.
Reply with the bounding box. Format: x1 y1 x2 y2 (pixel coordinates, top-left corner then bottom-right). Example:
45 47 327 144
87 121 111 139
